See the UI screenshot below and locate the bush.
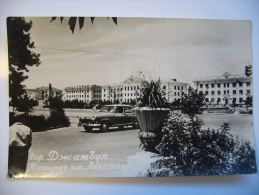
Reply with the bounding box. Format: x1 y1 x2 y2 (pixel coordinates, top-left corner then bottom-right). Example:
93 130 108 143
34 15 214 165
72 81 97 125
139 86 257 177
48 96 70 128
153 111 257 176
9 112 48 132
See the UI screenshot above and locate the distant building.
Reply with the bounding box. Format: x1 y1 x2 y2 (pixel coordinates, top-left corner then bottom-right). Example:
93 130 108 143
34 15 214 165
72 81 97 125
193 72 252 106
63 85 102 103
101 76 142 104
161 79 189 103
25 86 62 106
63 76 190 105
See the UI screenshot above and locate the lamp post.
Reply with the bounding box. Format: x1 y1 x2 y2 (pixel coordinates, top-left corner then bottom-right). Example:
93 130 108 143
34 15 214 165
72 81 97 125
84 91 87 109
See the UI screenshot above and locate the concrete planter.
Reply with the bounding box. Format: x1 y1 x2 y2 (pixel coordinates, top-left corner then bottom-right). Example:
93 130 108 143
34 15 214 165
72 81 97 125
135 108 170 153
135 108 170 133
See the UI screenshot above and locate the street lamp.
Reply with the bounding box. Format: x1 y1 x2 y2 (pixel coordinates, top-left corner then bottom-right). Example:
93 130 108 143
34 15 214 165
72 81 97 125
84 91 87 109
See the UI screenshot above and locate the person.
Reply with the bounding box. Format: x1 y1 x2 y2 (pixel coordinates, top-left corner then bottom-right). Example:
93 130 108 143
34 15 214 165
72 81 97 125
8 118 32 178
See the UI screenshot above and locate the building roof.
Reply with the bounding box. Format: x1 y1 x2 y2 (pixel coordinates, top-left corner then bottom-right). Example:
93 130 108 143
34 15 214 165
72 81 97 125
36 86 62 91
193 72 251 83
162 79 189 86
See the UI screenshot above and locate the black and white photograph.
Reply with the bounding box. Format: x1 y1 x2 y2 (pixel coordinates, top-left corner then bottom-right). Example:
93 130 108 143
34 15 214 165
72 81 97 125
7 16 257 178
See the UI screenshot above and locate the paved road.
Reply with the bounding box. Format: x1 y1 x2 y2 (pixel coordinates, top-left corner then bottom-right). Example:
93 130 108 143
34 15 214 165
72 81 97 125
26 125 142 178
25 108 254 178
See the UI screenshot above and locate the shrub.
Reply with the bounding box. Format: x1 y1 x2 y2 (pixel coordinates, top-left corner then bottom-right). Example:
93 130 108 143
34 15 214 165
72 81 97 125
137 74 168 109
47 96 70 128
154 111 256 176
9 112 48 132
140 86 257 176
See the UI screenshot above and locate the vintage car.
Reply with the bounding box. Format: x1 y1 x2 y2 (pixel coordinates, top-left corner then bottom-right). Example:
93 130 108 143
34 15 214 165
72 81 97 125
78 105 139 132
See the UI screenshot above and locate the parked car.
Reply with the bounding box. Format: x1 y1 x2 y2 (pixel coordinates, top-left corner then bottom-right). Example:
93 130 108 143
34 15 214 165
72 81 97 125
78 105 139 132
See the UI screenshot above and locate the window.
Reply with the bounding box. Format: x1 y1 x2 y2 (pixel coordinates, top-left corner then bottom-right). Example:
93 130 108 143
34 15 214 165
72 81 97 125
206 91 208 95
217 98 221 103
227 90 229 94
217 91 221 95
211 91 215 95
104 94 106 97
239 98 243 103
200 84 203 88
232 83 236 87
246 82 251 87
239 82 243 87
224 90 226 95
211 84 214 88
174 86 176 90
247 90 251 95
233 90 236 95
163 85 166 89
227 83 229 88
181 86 183 90
217 83 221 88
178 86 180 90
174 92 176 96
205 84 209 88
239 90 243 95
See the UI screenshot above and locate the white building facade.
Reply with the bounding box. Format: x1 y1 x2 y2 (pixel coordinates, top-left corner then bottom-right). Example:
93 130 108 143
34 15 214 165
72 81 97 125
193 72 252 106
63 85 102 103
63 76 190 105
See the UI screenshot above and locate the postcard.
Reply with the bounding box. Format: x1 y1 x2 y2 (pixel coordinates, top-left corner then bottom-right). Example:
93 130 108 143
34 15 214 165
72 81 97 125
7 17 256 178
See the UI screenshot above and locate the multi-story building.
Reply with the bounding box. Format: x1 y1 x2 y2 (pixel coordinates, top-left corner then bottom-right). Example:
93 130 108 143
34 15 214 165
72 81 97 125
63 85 102 103
25 86 62 106
63 76 190 105
161 79 189 103
193 72 252 106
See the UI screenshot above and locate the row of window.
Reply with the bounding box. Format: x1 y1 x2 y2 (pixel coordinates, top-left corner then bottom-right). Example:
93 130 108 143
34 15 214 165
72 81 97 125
206 89 251 96
200 82 251 89
205 97 244 103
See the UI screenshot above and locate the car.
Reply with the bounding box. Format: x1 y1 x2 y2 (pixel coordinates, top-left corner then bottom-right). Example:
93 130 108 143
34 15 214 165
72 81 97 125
77 105 139 132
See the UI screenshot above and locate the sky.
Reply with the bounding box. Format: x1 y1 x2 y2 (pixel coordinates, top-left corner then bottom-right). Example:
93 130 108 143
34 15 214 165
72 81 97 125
22 17 252 90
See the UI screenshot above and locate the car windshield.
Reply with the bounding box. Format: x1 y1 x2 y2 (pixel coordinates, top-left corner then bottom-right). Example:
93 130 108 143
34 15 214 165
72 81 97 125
99 106 116 113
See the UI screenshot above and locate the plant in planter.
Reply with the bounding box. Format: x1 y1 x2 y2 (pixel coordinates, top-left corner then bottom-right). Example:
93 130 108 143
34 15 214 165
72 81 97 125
135 75 170 153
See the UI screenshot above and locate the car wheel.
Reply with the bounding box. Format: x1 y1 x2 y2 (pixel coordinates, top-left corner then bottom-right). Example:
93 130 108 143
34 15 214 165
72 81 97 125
83 125 93 132
132 121 139 129
118 125 124 130
100 122 110 132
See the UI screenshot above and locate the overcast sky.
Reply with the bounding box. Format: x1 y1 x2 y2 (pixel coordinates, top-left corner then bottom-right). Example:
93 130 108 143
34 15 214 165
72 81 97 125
22 17 251 90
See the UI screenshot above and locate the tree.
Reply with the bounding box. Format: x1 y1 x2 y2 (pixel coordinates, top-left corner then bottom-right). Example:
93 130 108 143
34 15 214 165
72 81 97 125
50 17 117 34
245 64 252 77
47 95 70 127
7 17 41 111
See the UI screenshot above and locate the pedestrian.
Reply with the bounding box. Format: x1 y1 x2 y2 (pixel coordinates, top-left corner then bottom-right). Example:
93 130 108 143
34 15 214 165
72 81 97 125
8 114 32 178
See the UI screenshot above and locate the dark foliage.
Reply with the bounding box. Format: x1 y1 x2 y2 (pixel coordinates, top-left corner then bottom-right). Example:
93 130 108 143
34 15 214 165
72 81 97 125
47 96 70 128
180 87 206 118
50 17 117 34
7 17 41 110
10 112 47 132
245 64 252 77
137 77 168 108
142 87 256 176
15 94 38 114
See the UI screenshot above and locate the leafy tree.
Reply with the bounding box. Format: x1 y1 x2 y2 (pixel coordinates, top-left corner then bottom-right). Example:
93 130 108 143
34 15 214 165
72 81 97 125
180 87 206 119
16 94 38 114
151 87 257 176
245 95 252 107
7 17 41 111
50 17 117 34
47 95 70 127
245 64 252 77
